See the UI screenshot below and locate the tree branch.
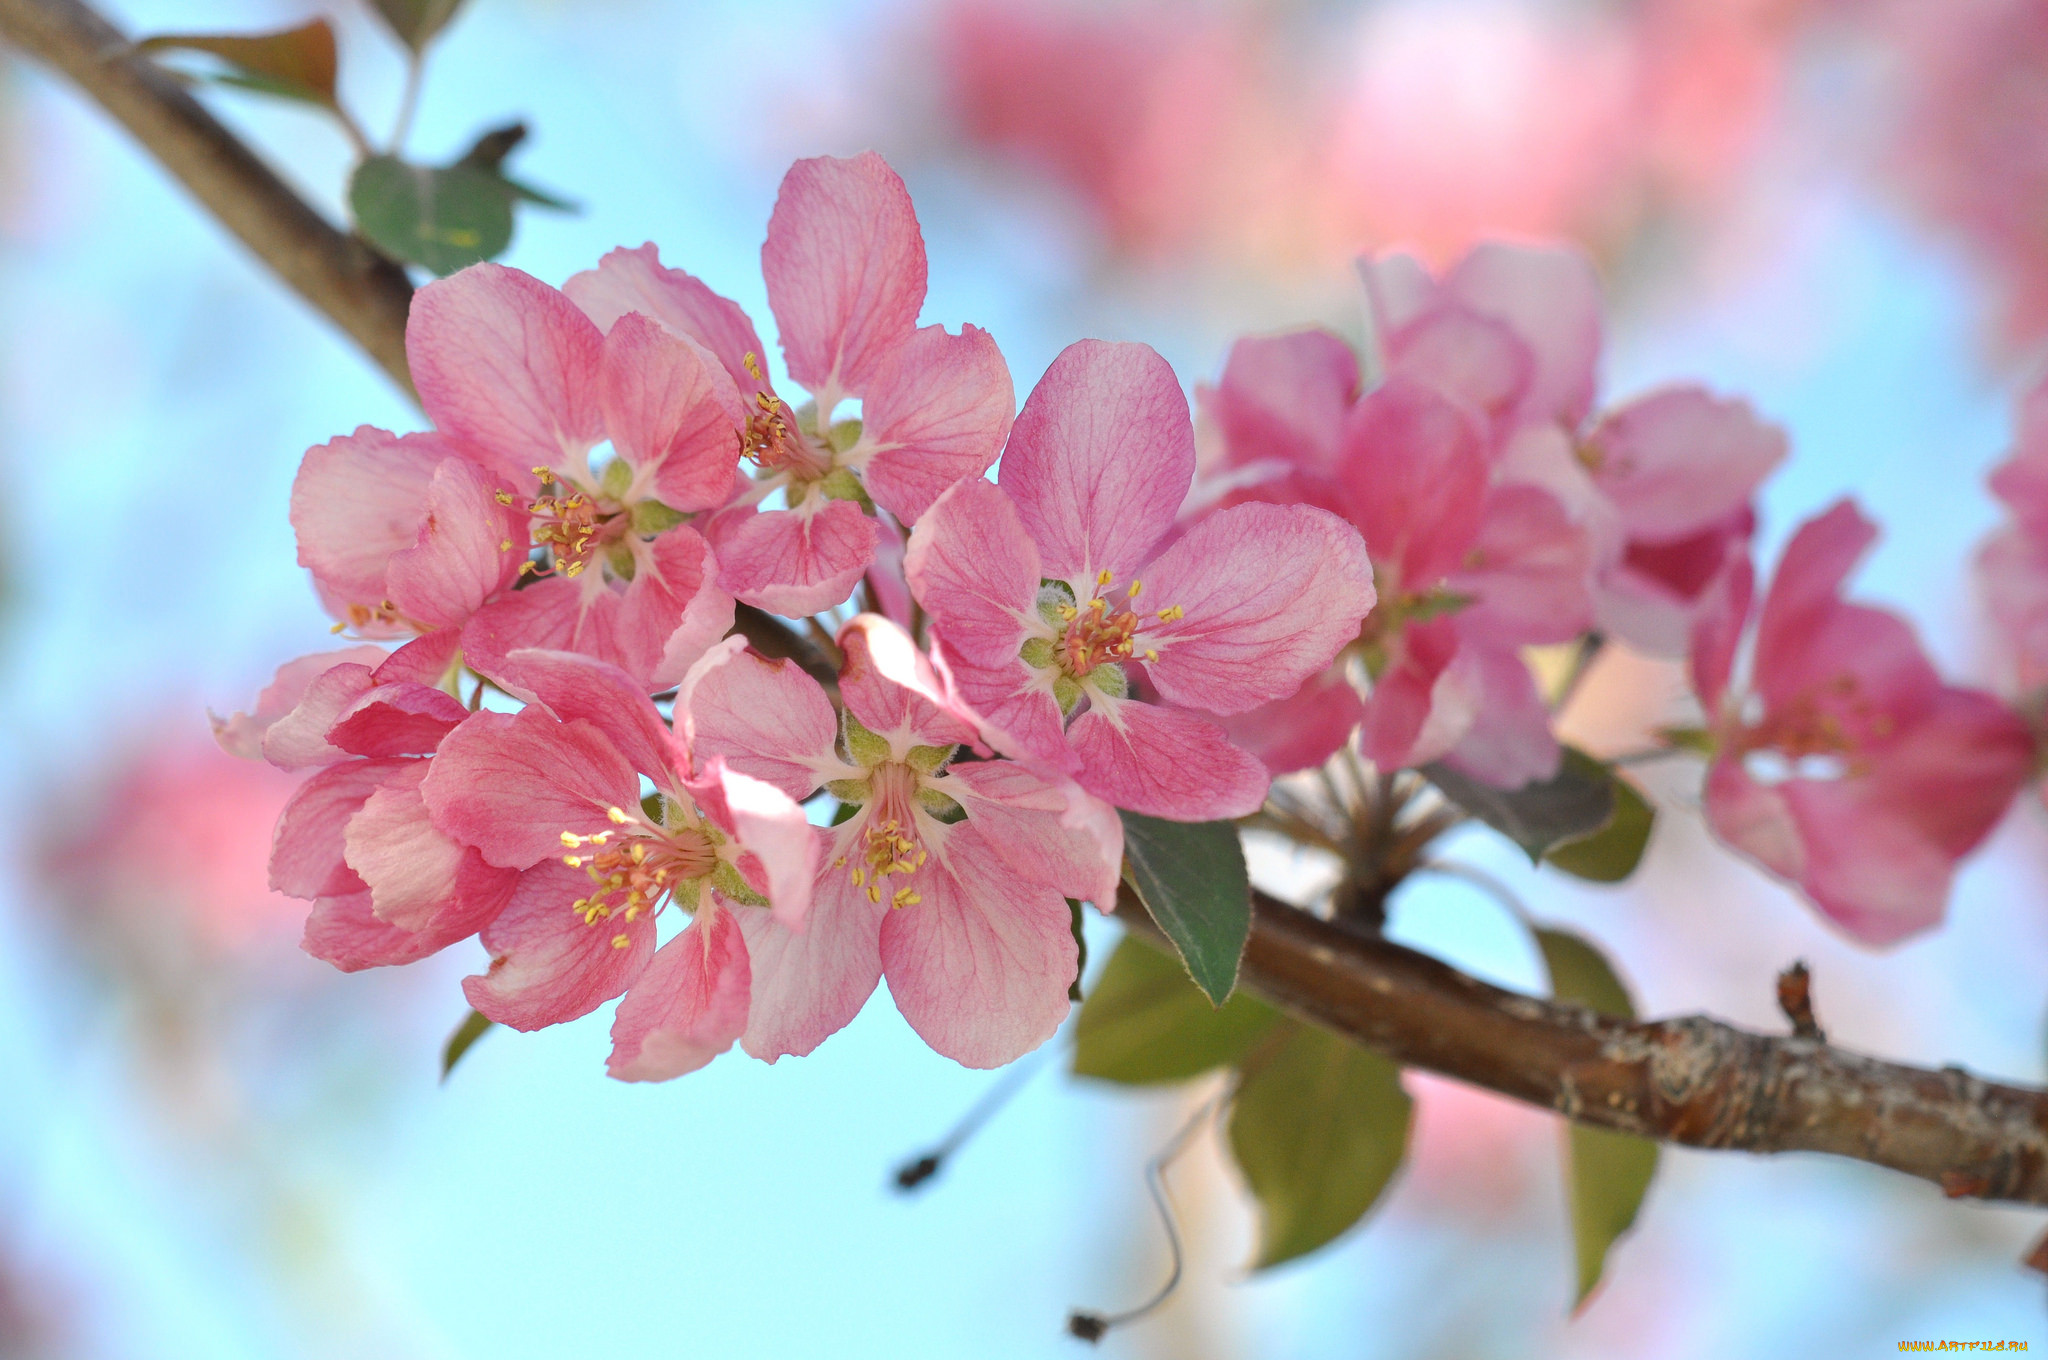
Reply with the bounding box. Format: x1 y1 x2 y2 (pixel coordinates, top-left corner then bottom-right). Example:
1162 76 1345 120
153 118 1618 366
18 0 2048 1216
0 0 418 395
1116 888 2048 1208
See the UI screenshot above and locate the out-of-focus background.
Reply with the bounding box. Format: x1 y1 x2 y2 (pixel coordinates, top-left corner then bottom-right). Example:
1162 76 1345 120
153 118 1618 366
4 0 2048 1355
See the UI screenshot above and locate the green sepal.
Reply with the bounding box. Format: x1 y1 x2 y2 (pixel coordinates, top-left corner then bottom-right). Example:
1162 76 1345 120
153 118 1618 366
825 778 871 805
712 858 769 908
1019 636 1057 670
630 499 687 535
905 743 956 775
841 711 890 767
818 466 873 511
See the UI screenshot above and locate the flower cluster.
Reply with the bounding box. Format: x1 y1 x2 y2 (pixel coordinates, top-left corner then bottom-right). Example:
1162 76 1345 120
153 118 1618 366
225 153 2048 1081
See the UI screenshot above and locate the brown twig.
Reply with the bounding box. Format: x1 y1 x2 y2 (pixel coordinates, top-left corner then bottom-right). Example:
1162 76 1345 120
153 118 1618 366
0 0 418 394
18 0 2048 1219
1776 960 1826 1044
1117 888 2048 1208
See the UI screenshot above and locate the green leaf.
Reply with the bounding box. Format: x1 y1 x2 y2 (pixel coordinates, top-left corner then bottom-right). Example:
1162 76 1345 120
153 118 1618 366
349 155 514 275
1544 771 1654 883
1072 937 1282 1084
1532 926 1658 1308
368 0 466 51
1424 746 1616 862
1228 1023 1412 1269
1066 897 1088 1003
440 1008 494 1081
141 20 339 107
1118 810 1251 1006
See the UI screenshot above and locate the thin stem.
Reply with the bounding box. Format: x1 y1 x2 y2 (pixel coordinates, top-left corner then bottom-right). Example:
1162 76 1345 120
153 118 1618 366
386 48 423 154
892 1045 1058 1192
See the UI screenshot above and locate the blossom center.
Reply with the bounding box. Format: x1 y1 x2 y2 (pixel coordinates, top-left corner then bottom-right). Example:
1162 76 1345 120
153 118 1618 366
560 805 719 946
1743 677 1895 765
1053 571 1179 674
837 763 932 909
500 467 618 580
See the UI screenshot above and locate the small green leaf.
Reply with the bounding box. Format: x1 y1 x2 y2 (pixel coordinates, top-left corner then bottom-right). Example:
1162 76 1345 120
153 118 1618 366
1532 926 1658 1308
1066 897 1088 1003
1544 771 1654 883
368 0 466 51
141 20 339 107
1425 746 1616 862
1072 937 1281 1084
1118 810 1251 1005
349 155 514 275
1228 1023 1412 1269
440 1008 494 1080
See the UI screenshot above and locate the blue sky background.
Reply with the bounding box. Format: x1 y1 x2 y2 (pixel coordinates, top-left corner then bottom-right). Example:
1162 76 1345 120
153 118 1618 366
3 2 2047 1356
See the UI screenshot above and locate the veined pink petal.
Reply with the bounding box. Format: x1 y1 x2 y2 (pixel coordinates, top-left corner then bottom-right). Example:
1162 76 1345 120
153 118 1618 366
326 680 468 759
260 663 378 770
1703 757 1805 884
304 890 453 972
291 427 450 607
1443 242 1602 430
682 643 843 800
495 648 679 788
373 629 461 688
1447 482 1593 645
599 311 745 513
879 825 1075 1069
709 500 878 616
1778 782 1956 946
465 859 656 1030
858 323 1014 522
407 263 605 484
1069 699 1270 820
564 242 770 398
695 760 822 928
762 152 928 399
1689 554 1753 712
212 646 387 760
607 909 751 1081
1218 666 1366 777
1584 387 1786 541
609 526 724 687
938 648 1073 768
422 708 640 869
945 760 1123 906
1359 618 1463 772
1141 502 1375 715
1598 507 1754 658
343 770 466 930
738 873 887 1061
1435 645 1561 788
271 757 413 899
904 477 1040 669
386 458 524 629
1001 340 1194 583
838 614 978 750
653 566 737 691
1197 328 1357 481
1334 374 1490 589
1753 499 1880 691
866 513 917 632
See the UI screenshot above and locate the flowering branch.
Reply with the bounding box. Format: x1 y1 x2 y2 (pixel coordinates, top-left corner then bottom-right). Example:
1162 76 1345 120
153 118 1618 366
0 0 417 393
1117 888 2048 1209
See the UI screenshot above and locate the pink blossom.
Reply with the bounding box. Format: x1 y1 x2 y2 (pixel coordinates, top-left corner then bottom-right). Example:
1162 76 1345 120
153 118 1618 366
397 263 746 690
909 339 1376 818
1979 376 2048 694
687 615 1121 1069
1695 500 2033 945
420 646 817 1081
565 153 1014 616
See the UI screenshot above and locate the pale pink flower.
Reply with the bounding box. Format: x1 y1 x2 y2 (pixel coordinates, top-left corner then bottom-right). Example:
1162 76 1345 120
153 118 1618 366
686 615 1121 1069
1695 499 2032 944
909 339 1375 818
399 263 746 690
565 153 1015 616
1978 376 2048 693
421 647 816 1081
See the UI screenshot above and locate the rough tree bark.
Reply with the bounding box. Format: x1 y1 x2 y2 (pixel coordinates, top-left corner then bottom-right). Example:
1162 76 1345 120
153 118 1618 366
13 0 2048 1214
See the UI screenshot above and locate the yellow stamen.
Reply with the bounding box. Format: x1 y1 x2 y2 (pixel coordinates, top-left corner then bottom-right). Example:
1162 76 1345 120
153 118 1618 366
1157 604 1185 623
1096 568 1114 587
611 934 630 950
494 490 514 506
1127 580 1143 597
607 806 630 824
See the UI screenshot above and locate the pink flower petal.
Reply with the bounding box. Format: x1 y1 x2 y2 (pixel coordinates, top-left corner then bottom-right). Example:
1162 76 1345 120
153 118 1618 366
945 759 1123 906
464 860 656 1030
407 263 606 484
1141 502 1375 715
838 614 978 749
1384 304 1533 432
1446 482 1593 645
563 242 771 398
326 681 468 759
373 630 461 687
213 646 388 760
1358 618 1463 772
1197 328 1357 482
290 426 449 607
385 458 524 630
762 152 928 400
681 642 843 800
709 500 879 616
879 826 1075 1068
904 476 1041 669
606 908 751 1081
1334 374 1490 589
937 648 1073 768
272 757 412 899
1689 554 1753 711
1069 699 1270 820
692 760 823 928
1584 387 1786 541
598 311 745 514
343 770 467 930
1217 666 1366 777
1443 242 1602 430
1597 507 1753 658
303 890 449 972
858 324 1014 522
495 648 680 789
1435 645 1561 788
737 871 887 1060
1001 339 1194 583
1703 757 1804 884
260 663 379 770
422 708 640 869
